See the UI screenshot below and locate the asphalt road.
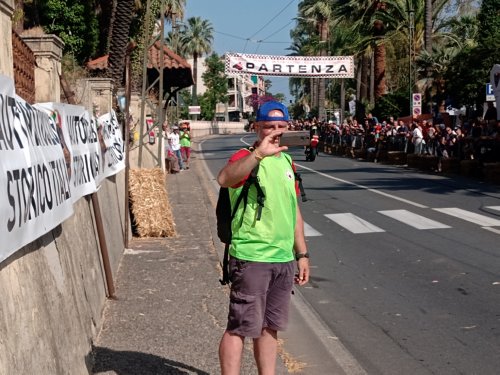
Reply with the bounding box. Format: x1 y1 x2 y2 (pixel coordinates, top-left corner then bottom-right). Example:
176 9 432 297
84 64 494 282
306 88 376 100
200 133 500 375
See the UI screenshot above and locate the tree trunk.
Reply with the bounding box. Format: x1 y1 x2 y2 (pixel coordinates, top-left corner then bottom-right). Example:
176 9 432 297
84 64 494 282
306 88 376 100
311 78 318 113
192 52 198 104
373 19 386 99
360 54 369 102
374 42 386 99
100 0 116 55
425 0 432 52
340 78 345 125
317 20 328 121
370 52 374 106
192 52 199 120
107 0 135 89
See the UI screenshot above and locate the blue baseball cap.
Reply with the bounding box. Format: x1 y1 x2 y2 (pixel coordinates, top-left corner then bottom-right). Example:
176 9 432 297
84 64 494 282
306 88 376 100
256 101 290 122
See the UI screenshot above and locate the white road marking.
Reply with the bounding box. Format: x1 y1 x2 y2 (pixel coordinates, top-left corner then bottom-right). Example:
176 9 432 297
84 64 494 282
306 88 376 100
483 227 500 235
486 206 500 212
304 221 322 237
378 209 451 230
325 213 385 234
295 163 428 209
433 207 500 227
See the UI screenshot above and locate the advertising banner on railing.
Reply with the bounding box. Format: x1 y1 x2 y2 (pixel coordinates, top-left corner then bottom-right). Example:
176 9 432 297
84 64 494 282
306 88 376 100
0 93 74 262
35 103 101 201
0 74 126 263
225 53 354 78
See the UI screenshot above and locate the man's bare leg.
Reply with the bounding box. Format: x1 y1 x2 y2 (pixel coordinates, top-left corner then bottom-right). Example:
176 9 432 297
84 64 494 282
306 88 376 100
219 331 245 375
253 328 278 375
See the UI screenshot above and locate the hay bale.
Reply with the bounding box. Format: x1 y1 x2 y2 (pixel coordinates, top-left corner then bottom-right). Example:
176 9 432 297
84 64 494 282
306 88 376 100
129 168 176 237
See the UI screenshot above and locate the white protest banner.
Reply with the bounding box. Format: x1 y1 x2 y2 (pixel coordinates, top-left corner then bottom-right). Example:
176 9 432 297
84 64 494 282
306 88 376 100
0 78 73 262
97 110 125 182
225 53 354 78
35 103 101 201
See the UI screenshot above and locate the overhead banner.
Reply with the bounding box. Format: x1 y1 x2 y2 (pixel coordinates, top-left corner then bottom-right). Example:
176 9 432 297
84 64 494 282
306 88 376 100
225 53 354 78
0 93 74 262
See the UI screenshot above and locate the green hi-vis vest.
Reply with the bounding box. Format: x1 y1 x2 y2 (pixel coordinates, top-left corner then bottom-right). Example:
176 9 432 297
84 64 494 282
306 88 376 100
180 130 191 147
229 152 296 263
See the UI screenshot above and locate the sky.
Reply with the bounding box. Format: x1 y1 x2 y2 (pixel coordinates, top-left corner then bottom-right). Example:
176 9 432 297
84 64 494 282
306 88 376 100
184 0 300 102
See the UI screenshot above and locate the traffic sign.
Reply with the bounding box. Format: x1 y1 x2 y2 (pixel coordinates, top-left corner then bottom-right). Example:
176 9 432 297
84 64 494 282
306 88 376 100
412 93 421 106
486 83 495 101
412 93 422 116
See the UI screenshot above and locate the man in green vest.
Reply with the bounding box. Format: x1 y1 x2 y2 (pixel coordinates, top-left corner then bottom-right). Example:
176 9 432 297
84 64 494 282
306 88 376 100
217 101 310 374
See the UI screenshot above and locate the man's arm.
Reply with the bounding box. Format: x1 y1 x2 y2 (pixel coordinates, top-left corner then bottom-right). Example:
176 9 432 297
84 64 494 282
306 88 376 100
217 129 287 188
293 204 309 286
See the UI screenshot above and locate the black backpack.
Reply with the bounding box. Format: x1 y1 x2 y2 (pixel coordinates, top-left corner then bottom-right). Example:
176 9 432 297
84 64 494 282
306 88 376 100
216 155 306 285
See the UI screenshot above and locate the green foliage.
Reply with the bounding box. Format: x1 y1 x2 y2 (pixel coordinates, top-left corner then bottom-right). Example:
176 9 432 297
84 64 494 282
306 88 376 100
200 53 228 120
445 0 500 110
372 90 410 120
198 93 214 120
178 89 192 119
34 0 99 63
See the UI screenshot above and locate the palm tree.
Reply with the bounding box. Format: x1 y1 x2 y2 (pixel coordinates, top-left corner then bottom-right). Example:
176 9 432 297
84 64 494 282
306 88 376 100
164 0 185 21
424 0 432 52
179 16 214 107
163 0 185 53
298 0 336 121
107 0 136 88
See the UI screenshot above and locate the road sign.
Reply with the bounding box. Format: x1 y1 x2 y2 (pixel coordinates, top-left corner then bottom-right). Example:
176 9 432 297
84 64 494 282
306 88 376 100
486 83 495 101
412 93 421 106
188 106 201 115
412 93 421 116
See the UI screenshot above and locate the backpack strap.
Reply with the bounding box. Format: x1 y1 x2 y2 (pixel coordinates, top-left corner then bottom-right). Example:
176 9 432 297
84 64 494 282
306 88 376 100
283 153 307 202
295 171 307 202
220 243 231 285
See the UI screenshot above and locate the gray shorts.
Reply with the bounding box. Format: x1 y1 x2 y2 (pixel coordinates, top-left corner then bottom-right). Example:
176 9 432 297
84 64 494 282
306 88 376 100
226 257 295 338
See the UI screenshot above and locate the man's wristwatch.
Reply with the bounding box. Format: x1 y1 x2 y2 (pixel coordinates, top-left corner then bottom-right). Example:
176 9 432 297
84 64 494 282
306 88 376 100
295 252 309 261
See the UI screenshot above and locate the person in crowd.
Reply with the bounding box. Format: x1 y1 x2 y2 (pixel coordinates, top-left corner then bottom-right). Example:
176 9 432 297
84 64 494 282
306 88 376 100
167 126 184 170
164 137 180 174
412 122 424 154
396 120 410 152
217 100 310 375
162 122 180 173
179 121 192 170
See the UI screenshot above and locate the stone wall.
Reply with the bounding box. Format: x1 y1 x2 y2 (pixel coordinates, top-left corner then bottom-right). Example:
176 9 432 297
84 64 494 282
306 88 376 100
22 34 64 103
0 23 127 374
0 0 14 78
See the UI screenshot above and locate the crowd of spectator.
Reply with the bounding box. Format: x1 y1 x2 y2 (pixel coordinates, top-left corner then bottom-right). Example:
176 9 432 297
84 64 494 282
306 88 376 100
285 112 500 172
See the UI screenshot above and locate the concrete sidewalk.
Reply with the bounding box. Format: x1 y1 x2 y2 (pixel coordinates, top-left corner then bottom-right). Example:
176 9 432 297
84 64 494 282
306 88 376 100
90 143 289 374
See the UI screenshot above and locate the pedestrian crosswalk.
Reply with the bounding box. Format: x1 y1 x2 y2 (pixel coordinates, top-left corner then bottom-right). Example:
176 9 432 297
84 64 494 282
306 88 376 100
379 210 450 230
303 207 500 236
324 213 385 234
433 207 500 227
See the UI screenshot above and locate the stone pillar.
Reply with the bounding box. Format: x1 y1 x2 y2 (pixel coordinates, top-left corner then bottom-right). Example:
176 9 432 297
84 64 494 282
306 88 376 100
0 0 14 78
75 78 114 116
22 34 64 103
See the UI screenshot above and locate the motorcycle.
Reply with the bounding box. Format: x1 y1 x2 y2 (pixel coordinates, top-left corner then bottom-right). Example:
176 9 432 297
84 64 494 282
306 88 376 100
305 134 319 161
